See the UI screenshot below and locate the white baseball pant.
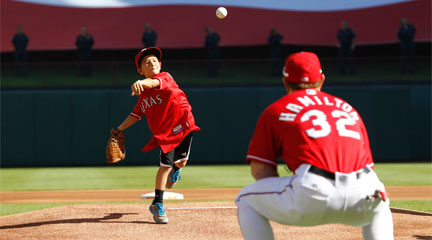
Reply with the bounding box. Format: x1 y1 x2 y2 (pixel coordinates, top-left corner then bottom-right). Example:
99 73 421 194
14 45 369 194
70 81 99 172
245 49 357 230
235 164 394 240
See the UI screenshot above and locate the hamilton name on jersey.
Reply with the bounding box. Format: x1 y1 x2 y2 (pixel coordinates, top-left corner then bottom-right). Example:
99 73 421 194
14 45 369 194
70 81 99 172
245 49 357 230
140 94 163 113
279 89 359 122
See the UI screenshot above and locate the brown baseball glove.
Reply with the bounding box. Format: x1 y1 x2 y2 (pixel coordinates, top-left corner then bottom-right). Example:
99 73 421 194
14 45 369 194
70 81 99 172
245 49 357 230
106 128 126 164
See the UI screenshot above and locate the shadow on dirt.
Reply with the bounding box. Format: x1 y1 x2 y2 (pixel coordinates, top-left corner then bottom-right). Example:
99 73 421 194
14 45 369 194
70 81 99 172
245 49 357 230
390 208 432 217
0 213 155 229
413 235 432 240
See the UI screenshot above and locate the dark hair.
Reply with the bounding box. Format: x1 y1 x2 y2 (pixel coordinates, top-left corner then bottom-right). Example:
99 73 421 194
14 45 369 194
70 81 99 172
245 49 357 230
287 80 322 91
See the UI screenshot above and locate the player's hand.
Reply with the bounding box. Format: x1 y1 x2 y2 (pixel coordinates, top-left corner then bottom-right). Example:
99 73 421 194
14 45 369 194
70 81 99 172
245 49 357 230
131 80 144 96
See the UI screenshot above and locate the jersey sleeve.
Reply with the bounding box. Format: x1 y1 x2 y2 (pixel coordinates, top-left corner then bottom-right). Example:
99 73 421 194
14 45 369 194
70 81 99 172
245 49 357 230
246 109 280 168
153 72 173 90
359 117 374 166
129 95 144 120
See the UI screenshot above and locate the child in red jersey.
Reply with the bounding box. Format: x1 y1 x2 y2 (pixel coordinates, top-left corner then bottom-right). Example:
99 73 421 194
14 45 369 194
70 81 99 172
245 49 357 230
115 47 200 224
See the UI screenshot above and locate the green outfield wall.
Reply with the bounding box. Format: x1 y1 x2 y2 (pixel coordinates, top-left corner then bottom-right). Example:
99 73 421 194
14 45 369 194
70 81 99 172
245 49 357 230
1 84 431 167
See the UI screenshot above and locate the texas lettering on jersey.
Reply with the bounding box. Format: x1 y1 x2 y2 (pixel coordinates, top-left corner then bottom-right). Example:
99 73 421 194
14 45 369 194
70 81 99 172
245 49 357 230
129 72 200 154
139 94 162 113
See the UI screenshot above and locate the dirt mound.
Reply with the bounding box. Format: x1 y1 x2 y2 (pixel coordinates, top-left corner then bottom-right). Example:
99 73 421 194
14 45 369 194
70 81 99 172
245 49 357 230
1 202 431 240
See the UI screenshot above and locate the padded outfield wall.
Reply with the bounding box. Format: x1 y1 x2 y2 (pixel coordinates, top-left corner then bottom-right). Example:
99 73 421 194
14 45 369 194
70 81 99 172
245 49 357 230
1 84 431 167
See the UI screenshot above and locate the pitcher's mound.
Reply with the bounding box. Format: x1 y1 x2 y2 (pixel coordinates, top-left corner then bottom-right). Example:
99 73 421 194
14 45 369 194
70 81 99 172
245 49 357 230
0 202 431 240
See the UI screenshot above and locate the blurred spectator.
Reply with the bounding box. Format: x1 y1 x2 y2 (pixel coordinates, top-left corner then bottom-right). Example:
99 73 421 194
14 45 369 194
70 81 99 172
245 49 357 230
204 26 220 77
11 25 29 77
75 26 94 77
142 23 158 48
398 17 416 74
337 21 356 75
268 28 284 76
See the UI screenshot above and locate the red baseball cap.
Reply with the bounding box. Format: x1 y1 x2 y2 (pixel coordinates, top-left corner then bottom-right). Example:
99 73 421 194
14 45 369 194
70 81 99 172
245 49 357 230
283 52 323 83
135 47 162 71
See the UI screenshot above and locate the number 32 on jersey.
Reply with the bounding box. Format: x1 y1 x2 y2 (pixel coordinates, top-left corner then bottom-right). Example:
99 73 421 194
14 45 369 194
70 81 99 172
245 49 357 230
298 109 361 140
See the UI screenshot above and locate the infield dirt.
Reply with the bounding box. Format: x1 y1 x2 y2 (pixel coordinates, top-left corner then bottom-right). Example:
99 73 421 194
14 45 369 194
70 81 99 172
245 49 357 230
0 186 431 240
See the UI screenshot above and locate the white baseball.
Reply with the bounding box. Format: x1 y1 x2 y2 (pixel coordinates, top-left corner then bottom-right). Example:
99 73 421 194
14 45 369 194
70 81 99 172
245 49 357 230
216 7 227 19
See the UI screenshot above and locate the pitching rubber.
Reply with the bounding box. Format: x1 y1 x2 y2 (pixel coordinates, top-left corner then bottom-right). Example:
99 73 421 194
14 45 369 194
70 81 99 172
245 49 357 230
141 192 184 200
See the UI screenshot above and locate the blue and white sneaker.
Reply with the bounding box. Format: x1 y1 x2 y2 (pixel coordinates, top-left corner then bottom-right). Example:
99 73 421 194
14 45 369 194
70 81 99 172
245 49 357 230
166 168 181 189
149 202 168 224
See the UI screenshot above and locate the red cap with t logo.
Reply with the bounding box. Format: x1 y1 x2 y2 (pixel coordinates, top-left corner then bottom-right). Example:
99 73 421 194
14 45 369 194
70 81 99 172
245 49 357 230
283 52 323 83
135 47 162 71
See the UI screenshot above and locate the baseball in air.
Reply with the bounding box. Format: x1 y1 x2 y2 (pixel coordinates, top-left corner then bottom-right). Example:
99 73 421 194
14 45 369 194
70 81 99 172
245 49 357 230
216 7 227 19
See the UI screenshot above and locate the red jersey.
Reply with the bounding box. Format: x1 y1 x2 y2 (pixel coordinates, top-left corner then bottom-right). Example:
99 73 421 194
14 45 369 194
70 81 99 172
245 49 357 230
247 89 373 173
130 72 200 153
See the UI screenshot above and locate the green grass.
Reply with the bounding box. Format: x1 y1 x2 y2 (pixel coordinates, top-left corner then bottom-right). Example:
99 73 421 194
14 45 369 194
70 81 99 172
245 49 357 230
0 203 70 216
0 165 293 191
0 165 248 191
0 163 430 216
0 163 430 191
372 163 432 186
390 200 432 213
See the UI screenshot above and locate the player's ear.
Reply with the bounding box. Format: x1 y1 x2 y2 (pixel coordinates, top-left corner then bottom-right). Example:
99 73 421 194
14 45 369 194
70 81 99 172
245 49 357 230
282 78 290 93
319 74 325 89
137 69 143 75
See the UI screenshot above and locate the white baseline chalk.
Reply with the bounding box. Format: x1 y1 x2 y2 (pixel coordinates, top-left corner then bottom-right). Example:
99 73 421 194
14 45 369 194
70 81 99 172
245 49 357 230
167 206 237 210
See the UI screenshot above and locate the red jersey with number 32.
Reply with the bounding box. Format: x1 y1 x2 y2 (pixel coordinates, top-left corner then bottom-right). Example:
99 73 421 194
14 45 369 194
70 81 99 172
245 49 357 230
130 72 200 153
247 89 373 173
